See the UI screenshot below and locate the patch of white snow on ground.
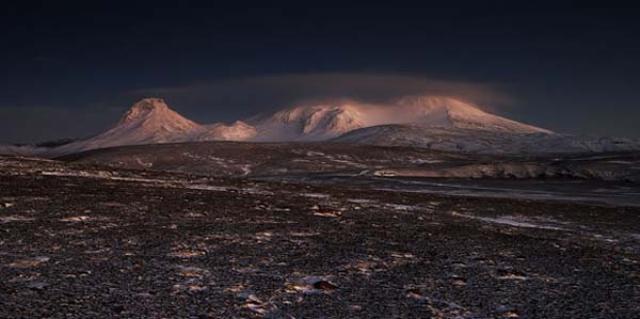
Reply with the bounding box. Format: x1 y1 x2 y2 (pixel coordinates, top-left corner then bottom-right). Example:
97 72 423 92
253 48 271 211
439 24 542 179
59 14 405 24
134 157 153 168
300 193 330 199
241 188 274 196
60 216 93 222
385 203 424 211
606 160 633 164
40 170 168 184
347 198 377 204
452 212 565 231
239 164 252 176
0 215 35 223
286 275 338 294
409 159 444 164
185 184 231 192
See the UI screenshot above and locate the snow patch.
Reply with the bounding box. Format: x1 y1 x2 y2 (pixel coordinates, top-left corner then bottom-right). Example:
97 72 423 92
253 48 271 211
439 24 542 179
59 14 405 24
452 212 565 231
8 256 50 268
60 215 93 222
300 192 330 199
286 275 338 294
0 215 35 223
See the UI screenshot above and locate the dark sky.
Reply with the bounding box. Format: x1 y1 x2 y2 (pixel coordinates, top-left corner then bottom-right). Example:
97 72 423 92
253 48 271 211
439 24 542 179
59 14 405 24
2 1 640 143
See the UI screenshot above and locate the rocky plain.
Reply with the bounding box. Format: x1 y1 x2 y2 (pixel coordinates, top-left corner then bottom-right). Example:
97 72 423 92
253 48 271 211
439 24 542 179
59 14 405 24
1 148 639 318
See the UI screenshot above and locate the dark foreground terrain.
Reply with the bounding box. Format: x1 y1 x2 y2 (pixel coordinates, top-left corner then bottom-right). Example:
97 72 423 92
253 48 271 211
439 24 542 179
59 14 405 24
1 156 639 318
61 142 640 182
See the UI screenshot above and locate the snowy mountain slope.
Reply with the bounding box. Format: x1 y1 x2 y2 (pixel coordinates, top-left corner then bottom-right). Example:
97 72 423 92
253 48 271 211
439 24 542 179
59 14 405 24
197 121 257 141
51 98 202 155
393 96 550 133
247 103 367 141
334 124 640 154
24 95 638 157
48 98 257 155
247 96 550 141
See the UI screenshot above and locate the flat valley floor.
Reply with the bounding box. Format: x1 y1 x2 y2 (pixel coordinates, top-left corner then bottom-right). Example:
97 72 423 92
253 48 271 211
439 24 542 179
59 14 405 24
1 157 639 318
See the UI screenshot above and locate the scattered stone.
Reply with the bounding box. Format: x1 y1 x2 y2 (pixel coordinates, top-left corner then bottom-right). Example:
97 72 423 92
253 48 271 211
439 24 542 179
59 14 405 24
497 305 514 313
0 154 638 318
26 281 49 290
241 293 276 315
0 215 34 223
450 275 467 286
406 288 427 301
9 256 50 268
60 215 91 222
287 275 338 294
497 269 528 281
313 280 338 290
313 210 341 218
391 252 415 259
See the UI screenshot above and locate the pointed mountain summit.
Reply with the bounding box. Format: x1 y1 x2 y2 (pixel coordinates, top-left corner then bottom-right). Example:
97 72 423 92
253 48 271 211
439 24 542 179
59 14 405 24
119 98 170 122
52 98 205 155
114 98 201 137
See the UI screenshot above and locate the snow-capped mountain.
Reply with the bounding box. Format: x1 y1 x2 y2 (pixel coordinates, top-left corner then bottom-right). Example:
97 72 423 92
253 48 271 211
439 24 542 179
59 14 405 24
198 121 257 141
64 95 542 154
248 103 367 141
248 96 549 141
4 95 634 157
392 96 550 134
49 98 255 155
52 98 201 155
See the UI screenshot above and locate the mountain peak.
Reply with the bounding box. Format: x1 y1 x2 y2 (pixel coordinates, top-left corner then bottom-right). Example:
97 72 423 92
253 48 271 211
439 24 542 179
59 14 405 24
392 95 552 134
131 98 168 110
394 96 490 118
250 102 367 141
118 98 174 124
112 98 200 138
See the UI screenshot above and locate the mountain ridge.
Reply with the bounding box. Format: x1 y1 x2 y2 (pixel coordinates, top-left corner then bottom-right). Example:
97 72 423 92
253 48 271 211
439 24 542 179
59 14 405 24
247 96 550 142
4 96 637 157
56 95 551 154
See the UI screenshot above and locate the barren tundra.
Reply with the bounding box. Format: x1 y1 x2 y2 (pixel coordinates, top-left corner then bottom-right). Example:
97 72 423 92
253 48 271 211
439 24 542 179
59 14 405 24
1 156 639 318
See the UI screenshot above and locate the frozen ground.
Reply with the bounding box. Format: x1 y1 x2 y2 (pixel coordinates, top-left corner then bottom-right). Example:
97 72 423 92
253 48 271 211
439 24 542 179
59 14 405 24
62 142 640 182
267 175 640 207
0 156 639 318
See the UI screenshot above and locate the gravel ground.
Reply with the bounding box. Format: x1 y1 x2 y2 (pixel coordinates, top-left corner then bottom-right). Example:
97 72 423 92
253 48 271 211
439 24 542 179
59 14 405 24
0 157 639 318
